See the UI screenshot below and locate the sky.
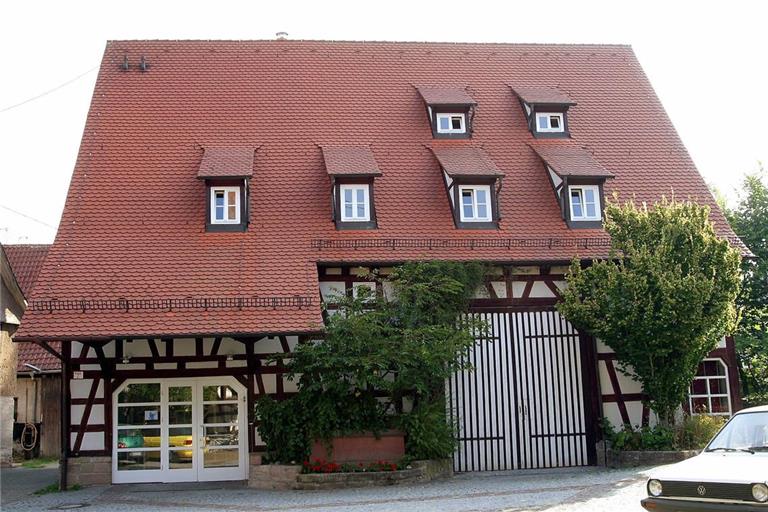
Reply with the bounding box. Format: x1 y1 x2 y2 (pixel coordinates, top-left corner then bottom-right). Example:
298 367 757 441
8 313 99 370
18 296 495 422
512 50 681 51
1 0 767 244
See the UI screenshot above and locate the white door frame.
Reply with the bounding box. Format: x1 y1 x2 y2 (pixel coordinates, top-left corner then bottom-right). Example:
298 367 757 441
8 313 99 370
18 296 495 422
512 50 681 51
112 376 248 484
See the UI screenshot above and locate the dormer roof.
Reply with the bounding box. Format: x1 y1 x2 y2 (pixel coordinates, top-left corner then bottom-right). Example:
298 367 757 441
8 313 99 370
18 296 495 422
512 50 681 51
431 146 504 178
321 146 383 177
509 85 576 106
416 85 477 106
530 144 614 179
197 146 257 179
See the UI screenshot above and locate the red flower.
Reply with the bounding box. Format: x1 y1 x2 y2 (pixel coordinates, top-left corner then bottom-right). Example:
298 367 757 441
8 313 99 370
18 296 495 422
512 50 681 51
390 463 397 471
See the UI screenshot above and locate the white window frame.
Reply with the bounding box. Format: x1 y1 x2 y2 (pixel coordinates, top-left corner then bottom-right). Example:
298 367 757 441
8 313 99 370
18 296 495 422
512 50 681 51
688 358 732 416
435 113 467 134
535 112 565 133
568 185 601 221
458 185 492 222
352 282 377 302
339 184 371 222
210 186 241 224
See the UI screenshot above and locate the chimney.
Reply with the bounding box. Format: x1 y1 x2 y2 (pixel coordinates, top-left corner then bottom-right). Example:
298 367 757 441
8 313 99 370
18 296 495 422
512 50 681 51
275 31 288 40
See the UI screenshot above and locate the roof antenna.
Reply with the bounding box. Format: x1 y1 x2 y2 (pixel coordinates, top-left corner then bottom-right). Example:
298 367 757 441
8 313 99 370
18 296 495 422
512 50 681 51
139 56 149 72
121 55 129 71
276 31 288 40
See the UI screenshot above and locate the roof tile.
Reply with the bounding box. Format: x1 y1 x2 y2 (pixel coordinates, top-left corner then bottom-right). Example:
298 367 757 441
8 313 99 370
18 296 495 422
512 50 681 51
14 40 741 339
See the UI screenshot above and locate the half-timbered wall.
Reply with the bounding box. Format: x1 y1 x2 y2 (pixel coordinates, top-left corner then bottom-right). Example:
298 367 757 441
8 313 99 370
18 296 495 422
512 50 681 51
597 336 741 429
319 263 743 439
64 336 302 457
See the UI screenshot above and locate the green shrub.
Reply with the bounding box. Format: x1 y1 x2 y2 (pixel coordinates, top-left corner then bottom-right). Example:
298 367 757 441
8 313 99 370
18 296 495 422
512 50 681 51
743 392 768 408
399 401 456 459
602 414 727 452
254 395 310 463
678 414 726 449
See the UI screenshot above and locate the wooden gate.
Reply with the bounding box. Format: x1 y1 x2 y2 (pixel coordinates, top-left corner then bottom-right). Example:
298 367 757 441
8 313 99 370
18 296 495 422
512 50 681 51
447 309 596 472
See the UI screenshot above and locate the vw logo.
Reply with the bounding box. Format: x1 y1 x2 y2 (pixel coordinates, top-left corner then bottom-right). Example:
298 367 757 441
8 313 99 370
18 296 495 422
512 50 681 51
697 485 707 496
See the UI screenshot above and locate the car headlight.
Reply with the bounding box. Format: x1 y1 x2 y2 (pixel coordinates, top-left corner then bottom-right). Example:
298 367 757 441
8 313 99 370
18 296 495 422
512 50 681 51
753 483 768 503
648 479 663 497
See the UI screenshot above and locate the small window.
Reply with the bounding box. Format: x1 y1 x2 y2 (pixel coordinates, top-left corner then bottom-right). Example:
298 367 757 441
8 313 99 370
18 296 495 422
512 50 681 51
340 184 370 222
689 359 731 416
210 186 240 224
569 185 601 221
436 113 466 134
458 185 492 222
352 282 377 301
535 112 565 133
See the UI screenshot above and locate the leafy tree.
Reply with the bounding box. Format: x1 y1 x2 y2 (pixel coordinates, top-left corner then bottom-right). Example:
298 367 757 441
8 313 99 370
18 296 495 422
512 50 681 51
724 167 768 405
255 261 486 462
558 198 741 425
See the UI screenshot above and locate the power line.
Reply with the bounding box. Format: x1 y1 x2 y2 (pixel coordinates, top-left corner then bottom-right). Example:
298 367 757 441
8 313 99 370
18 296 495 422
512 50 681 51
0 66 98 114
0 205 57 229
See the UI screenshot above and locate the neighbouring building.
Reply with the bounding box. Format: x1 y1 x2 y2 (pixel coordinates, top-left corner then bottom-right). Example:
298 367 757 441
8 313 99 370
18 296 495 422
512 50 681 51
15 39 745 484
4 244 61 458
1 244 26 465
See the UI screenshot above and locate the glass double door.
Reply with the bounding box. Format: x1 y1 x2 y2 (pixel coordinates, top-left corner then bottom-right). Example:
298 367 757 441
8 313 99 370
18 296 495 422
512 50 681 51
113 377 247 483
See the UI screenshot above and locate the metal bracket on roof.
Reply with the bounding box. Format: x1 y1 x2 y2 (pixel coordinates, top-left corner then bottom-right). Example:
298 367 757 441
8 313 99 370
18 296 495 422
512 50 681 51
120 56 129 71
139 56 149 72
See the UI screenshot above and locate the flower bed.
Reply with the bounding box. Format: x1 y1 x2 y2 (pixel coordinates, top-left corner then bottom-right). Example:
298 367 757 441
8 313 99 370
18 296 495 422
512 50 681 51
302 458 404 474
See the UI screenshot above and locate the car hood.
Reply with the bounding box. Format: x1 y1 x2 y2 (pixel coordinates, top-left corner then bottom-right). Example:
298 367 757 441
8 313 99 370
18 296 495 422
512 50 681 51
650 452 768 484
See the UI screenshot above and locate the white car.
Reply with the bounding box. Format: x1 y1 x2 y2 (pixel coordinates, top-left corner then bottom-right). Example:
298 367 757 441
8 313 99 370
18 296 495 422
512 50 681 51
642 405 768 511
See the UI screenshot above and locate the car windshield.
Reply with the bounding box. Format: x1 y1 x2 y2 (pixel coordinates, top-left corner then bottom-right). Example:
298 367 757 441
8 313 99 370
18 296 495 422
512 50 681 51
706 411 768 452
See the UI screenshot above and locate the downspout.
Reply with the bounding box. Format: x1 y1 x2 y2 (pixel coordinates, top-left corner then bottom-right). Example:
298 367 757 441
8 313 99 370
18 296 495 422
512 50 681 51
59 354 68 490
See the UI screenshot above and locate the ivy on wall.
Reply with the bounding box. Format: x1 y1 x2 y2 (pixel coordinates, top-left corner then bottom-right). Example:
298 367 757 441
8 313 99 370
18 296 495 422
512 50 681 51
255 261 486 462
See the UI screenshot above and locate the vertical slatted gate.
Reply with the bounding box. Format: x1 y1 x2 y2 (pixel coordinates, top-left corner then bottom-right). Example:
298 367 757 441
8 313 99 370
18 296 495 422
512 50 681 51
447 309 591 472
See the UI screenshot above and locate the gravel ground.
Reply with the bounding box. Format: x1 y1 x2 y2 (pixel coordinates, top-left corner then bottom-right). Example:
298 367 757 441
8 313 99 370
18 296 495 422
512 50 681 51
2 466 652 512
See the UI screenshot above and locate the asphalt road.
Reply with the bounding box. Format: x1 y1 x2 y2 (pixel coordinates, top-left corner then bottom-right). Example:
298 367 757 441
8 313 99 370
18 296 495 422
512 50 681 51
0 464 60 507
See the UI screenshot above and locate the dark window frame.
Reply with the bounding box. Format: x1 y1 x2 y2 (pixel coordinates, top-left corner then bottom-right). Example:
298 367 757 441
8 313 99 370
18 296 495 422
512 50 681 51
332 176 378 230
428 105 473 139
205 178 248 232
519 100 572 139
449 176 500 230
561 176 606 229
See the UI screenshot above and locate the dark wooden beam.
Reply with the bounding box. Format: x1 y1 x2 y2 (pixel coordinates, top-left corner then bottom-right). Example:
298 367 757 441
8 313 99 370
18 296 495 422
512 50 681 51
30 340 63 361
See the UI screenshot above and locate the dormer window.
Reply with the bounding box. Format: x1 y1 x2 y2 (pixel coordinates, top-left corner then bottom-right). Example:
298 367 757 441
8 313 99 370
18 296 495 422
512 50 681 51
211 187 241 224
459 185 491 222
416 86 476 139
568 185 600 221
536 112 564 133
321 146 382 230
340 184 370 222
436 113 467 134
530 145 614 229
431 146 504 229
197 146 255 232
509 85 576 139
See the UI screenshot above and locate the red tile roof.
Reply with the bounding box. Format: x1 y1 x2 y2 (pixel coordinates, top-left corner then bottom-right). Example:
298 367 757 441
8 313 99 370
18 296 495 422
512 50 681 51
3 244 50 298
322 146 382 177
431 146 504 178
197 147 256 178
530 144 615 178
15 40 741 340
416 86 476 105
509 85 576 105
16 341 61 373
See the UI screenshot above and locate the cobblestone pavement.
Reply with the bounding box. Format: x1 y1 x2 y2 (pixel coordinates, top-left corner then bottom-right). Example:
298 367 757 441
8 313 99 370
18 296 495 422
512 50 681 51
2 466 651 512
